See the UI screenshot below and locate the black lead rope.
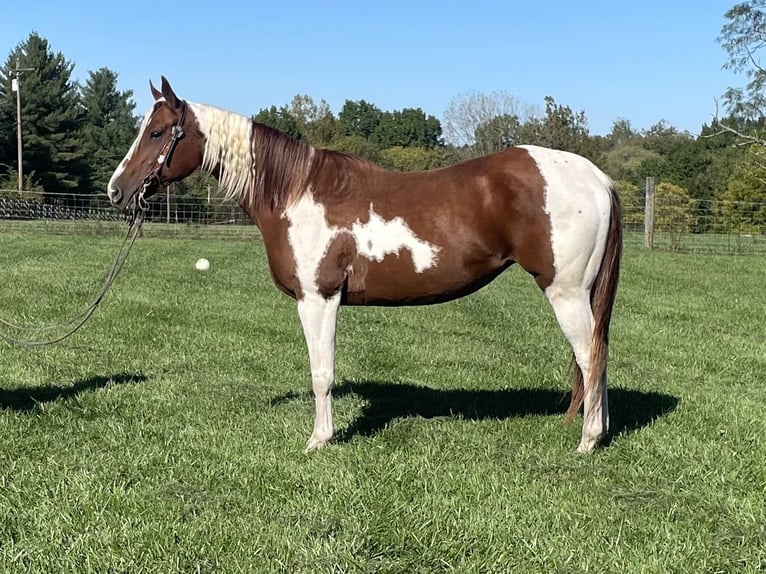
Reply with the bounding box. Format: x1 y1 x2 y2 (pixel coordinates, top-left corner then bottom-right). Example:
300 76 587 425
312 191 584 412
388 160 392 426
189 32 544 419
0 200 147 348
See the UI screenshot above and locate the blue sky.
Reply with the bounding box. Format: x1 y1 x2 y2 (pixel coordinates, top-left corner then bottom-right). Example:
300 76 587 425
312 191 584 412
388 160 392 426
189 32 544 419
4 1 741 136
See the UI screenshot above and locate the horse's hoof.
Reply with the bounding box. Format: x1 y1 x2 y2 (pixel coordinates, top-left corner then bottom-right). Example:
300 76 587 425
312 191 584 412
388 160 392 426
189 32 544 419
304 436 330 453
576 436 599 454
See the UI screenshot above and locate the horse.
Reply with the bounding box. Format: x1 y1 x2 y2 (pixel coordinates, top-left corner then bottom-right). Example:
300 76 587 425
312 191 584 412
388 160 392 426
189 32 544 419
107 77 622 454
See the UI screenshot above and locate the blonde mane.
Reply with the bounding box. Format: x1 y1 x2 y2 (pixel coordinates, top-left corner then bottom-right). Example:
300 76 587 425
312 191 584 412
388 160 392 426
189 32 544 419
190 102 254 204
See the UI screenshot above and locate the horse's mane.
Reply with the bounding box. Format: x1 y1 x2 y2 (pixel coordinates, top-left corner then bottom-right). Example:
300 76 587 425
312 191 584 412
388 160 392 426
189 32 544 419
250 124 315 211
250 123 377 212
194 101 375 213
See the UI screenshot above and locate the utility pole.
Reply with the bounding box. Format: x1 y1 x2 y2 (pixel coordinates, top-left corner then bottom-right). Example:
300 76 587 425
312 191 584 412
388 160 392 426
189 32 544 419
10 59 35 195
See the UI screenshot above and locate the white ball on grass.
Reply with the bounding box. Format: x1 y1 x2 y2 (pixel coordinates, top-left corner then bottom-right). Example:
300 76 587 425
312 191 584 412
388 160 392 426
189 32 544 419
195 258 211 271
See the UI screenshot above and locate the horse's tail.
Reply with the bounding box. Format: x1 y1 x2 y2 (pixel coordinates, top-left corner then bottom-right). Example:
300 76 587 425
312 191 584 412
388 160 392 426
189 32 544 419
565 184 622 422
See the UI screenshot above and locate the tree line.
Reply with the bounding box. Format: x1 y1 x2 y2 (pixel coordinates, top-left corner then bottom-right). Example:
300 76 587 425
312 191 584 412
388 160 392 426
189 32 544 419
2 15 766 235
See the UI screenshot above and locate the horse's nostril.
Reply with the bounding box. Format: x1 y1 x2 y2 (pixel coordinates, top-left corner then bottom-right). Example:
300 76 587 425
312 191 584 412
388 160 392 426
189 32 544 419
110 186 123 204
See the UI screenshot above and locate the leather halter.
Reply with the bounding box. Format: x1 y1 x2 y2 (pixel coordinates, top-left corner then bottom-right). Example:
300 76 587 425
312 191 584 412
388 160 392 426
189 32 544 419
139 100 188 208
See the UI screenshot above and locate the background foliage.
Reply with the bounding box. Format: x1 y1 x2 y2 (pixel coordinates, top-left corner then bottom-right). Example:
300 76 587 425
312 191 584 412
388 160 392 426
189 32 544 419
3 5 766 235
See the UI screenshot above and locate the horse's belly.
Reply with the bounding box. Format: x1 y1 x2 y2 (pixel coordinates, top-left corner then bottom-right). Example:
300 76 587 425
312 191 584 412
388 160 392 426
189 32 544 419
343 255 512 306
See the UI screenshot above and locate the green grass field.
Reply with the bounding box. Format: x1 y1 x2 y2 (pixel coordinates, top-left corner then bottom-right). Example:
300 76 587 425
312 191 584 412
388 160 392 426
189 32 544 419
0 226 764 573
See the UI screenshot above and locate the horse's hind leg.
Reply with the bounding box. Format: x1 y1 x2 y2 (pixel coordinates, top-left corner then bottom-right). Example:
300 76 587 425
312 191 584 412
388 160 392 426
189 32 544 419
297 291 342 452
545 287 609 453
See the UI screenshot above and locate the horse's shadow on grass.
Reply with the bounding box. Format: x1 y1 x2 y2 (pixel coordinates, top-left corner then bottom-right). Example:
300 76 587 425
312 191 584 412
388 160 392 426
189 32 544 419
0 372 146 412
273 380 678 445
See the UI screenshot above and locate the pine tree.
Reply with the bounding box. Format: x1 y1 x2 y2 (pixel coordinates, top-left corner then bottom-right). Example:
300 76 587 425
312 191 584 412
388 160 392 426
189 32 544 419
80 67 137 202
0 32 86 202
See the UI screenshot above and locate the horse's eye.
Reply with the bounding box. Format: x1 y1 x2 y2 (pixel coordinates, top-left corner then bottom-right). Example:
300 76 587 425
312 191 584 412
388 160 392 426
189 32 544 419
150 130 162 139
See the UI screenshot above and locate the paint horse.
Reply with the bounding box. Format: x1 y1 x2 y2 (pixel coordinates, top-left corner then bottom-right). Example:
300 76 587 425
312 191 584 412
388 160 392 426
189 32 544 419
108 77 622 453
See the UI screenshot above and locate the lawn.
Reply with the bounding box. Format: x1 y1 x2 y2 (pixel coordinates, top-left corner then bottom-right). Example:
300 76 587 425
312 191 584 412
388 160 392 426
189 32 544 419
0 225 764 573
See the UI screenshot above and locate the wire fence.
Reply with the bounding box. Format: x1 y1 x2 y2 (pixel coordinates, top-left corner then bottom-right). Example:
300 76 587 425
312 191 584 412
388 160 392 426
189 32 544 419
620 193 766 255
1 189 765 254
0 189 260 240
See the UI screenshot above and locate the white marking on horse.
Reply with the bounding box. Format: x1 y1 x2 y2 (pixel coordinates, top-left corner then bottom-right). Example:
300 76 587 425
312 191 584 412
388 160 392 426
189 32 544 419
520 144 614 452
519 145 612 291
285 193 340 293
297 291 341 451
284 195 440 295
352 205 439 273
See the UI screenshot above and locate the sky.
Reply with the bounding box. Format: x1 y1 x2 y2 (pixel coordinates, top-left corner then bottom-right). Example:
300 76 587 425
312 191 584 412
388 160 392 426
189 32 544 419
3 1 743 137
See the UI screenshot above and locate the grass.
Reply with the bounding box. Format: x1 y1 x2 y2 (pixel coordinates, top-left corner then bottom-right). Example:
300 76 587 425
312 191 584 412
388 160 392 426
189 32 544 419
0 226 764 573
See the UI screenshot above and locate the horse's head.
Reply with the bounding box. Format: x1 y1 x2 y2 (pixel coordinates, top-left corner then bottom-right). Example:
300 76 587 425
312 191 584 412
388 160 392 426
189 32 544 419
107 76 203 210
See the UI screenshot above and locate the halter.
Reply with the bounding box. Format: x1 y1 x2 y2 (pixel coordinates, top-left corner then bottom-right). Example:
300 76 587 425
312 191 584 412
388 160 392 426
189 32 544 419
139 99 188 208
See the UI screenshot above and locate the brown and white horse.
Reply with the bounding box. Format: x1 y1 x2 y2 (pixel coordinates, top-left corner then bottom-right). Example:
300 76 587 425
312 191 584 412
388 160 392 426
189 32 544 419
108 77 621 453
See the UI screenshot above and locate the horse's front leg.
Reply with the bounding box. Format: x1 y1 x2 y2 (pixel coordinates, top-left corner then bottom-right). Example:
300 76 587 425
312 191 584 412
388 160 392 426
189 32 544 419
297 291 342 452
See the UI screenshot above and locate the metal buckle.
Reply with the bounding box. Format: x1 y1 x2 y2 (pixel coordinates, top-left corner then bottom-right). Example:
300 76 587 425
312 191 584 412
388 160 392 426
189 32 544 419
137 185 150 211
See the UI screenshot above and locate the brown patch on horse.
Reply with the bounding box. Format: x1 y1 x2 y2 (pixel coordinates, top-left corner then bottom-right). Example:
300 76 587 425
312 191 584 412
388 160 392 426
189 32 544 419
498 150 556 291
248 209 302 299
316 232 357 299
345 257 369 301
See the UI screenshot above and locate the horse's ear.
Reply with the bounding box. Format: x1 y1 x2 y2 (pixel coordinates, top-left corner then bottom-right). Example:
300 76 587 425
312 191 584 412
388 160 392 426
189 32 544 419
150 80 162 101
160 75 180 109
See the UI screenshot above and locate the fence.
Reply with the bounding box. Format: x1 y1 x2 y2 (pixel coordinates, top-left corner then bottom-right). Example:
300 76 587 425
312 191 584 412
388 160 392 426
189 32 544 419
0 189 260 240
2 188 766 254
621 178 766 255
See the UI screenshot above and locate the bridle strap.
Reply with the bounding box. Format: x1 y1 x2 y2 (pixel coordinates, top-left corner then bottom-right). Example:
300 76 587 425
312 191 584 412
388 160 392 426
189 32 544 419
142 100 188 191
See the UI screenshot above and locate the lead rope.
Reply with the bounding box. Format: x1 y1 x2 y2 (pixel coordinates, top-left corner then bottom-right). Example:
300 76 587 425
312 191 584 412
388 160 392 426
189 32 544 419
0 193 147 348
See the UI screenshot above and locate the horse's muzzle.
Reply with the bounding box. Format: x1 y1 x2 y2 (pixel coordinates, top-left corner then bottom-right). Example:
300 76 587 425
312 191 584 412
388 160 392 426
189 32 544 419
108 184 124 207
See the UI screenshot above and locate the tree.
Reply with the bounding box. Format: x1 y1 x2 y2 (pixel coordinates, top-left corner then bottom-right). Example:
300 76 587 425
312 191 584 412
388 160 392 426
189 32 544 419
338 99 382 141
637 121 729 202
253 105 303 140
442 90 536 160
696 120 749 200
0 99 12 173
716 144 766 236
0 33 86 201
719 1 766 119
378 146 449 172
615 180 644 229
607 118 639 148
79 67 137 200
329 135 381 163
519 96 594 159
288 94 340 147
641 120 685 154
601 144 662 185
654 182 697 251
0 163 43 197
473 114 523 155
372 108 442 149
